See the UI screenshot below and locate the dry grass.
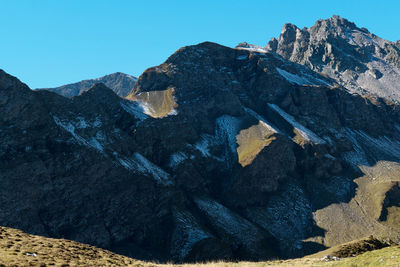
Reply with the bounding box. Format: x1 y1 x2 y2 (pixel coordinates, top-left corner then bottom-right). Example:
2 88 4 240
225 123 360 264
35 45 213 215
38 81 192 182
127 86 178 118
0 226 398 267
0 226 149 266
308 236 390 259
168 245 400 267
236 122 276 167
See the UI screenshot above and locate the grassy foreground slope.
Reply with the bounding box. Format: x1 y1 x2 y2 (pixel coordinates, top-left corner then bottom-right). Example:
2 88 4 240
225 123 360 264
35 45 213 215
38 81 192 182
0 226 147 266
0 226 399 267
171 246 400 267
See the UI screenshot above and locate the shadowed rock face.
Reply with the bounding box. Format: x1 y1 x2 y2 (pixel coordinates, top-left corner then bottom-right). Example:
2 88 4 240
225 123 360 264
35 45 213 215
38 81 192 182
1 16 400 263
39 72 137 98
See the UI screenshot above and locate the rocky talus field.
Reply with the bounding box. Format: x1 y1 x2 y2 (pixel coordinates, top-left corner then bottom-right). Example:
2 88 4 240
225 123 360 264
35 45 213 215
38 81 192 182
1 15 400 265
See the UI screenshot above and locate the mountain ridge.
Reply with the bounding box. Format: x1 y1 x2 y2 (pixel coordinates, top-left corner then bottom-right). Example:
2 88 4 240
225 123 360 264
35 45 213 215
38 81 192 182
1 15 400 263
38 72 137 98
265 15 400 103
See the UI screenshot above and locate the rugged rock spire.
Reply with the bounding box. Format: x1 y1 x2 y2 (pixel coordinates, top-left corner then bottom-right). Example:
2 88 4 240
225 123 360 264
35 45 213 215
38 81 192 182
266 15 400 102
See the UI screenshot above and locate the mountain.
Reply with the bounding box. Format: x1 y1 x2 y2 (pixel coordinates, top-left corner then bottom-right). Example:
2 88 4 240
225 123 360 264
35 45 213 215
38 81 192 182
38 72 137 98
1 16 400 263
265 15 400 103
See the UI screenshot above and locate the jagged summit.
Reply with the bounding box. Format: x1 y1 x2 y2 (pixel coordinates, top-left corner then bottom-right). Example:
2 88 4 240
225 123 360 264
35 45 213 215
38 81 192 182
268 16 358 51
313 15 357 30
265 15 400 102
39 72 137 98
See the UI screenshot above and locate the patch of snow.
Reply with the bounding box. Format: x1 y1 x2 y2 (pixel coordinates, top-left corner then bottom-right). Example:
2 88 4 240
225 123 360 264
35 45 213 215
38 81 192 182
193 134 224 162
193 197 262 245
276 67 330 86
75 116 101 129
344 129 400 164
167 107 178 116
302 72 332 86
126 74 138 81
76 117 88 129
172 209 210 259
138 101 156 117
243 107 279 133
276 68 314 85
120 101 148 124
117 153 172 185
53 116 103 152
169 152 188 168
118 158 137 171
133 153 172 185
341 128 400 167
194 134 215 157
268 104 326 144
216 115 242 152
89 137 103 152
236 55 248 60
342 128 369 166
236 44 268 53
192 116 242 164
192 115 242 165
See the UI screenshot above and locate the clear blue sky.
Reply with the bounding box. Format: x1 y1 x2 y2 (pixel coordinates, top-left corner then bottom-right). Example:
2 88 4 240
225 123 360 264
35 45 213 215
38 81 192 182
1 0 399 88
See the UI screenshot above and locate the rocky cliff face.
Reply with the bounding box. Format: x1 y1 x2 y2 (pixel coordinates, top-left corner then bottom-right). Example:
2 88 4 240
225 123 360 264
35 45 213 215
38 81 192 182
39 72 137 98
1 16 400 263
266 15 400 103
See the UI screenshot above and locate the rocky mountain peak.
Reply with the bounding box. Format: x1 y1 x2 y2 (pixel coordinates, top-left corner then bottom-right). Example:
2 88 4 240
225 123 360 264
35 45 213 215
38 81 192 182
280 23 299 40
266 16 400 102
39 72 137 98
312 15 357 32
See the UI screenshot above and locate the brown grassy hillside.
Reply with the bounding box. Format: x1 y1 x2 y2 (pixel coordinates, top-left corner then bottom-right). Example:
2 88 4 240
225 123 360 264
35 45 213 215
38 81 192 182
0 226 399 267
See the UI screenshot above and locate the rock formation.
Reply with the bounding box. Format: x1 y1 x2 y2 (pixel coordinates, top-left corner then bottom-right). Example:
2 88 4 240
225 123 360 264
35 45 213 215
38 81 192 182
1 16 400 263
